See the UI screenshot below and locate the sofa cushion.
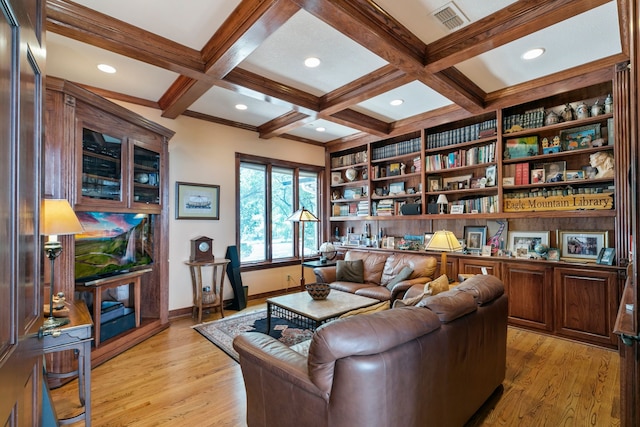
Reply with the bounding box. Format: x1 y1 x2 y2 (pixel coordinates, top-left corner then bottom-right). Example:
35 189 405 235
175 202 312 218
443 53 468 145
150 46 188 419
339 301 390 318
417 289 477 323
457 274 504 305
380 253 437 287
425 274 450 296
336 260 364 283
385 266 414 290
393 292 424 308
345 251 387 284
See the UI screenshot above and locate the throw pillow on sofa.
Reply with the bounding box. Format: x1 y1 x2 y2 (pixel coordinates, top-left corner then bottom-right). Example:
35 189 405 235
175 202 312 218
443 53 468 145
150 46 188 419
425 274 450 296
385 266 414 290
336 259 364 283
339 301 390 318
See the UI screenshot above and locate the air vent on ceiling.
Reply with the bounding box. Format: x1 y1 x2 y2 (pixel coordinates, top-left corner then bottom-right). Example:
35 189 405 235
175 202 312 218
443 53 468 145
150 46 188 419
432 2 469 31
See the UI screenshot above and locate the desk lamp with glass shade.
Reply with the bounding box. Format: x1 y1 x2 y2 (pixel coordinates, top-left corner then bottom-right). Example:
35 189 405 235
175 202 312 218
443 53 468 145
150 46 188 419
286 207 320 287
425 230 462 277
41 199 84 329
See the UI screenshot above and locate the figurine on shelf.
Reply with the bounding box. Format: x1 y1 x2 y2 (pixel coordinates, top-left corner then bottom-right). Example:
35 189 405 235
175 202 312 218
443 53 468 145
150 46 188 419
589 151 615 179
545 110 560 125
400 163 406 175
591 100 603 117
576 102 589 120
562 103 575 121
604 93 613 114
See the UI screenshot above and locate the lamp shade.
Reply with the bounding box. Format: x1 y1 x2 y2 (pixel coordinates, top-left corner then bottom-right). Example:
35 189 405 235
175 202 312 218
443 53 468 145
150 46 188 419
436 194 449 205
286 207 320 222
41 199 84 236
425 230 462 253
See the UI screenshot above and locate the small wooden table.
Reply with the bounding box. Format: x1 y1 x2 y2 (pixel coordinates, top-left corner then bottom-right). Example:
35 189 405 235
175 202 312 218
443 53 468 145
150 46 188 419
186 259 231 323
43 300 93 426
266 290 379 332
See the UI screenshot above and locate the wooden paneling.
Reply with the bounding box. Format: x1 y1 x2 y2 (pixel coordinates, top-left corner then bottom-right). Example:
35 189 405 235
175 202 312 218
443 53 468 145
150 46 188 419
555 267 619 347
458 257 501 277
503 263 553 331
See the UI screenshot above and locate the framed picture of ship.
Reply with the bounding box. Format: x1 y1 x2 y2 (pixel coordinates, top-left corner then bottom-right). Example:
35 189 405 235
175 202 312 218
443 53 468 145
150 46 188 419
176 181 220 220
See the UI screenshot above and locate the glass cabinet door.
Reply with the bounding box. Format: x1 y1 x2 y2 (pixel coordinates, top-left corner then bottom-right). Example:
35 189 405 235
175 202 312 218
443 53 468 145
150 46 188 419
132 144 160 205
81 128 123 201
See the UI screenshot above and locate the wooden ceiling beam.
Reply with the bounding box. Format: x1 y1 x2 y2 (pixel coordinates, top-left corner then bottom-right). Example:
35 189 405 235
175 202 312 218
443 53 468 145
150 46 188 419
258 112 315 139
160 0 300 118
325 109 391 137
293 0 485 112
426 0 612 73
45 0 206 80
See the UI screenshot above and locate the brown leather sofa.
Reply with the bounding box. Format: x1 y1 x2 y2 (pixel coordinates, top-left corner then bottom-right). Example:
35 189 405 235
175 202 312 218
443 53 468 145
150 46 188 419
233 274 508 427
312 250 438 301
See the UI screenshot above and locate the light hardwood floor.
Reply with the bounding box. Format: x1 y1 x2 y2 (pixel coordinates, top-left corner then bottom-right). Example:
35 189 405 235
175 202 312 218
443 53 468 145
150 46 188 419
50 301 621 426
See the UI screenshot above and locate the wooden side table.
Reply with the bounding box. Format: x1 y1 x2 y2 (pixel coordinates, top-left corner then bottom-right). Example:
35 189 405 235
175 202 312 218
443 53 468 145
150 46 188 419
186 259 231 323
43 300 93 426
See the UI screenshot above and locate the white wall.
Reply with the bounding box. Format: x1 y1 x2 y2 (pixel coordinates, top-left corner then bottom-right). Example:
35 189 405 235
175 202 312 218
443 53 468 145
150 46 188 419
112 101 324 311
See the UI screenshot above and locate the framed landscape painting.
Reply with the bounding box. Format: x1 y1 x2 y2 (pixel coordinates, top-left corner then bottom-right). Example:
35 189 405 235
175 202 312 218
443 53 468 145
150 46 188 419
504 136 538 159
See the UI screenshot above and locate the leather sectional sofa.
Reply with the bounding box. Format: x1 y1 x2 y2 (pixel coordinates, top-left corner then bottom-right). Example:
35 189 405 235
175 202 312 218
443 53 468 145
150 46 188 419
233 274 508 427
312 249 438 301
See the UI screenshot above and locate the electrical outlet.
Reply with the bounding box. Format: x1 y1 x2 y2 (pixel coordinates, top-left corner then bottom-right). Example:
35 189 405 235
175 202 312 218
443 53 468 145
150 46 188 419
286 274 292 281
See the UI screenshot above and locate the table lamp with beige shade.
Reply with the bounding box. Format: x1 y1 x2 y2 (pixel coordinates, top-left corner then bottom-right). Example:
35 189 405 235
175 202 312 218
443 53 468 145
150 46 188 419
425 229 462 277
436 194 448 214
41 199 84 329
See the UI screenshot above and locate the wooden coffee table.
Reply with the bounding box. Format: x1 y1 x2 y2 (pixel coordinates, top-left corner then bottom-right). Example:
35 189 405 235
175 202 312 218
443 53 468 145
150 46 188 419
266 290 380 332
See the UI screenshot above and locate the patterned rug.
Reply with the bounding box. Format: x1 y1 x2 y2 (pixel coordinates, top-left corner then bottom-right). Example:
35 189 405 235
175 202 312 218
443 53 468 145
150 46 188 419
193 309 313 362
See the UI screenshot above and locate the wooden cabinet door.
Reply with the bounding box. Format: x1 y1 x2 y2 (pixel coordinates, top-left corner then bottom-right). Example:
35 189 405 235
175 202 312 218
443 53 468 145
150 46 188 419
0 0 45 425
554 267 618 348
457 257 501 278
503 263 553 331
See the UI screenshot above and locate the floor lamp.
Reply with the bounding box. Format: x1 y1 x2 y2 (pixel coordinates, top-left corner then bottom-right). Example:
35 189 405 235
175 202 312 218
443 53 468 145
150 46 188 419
287 207 319 288
425 230 462 277
41 199 84 329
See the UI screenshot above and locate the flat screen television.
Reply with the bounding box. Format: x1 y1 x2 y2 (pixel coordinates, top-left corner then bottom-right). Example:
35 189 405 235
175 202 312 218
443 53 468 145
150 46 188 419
74 212 153 282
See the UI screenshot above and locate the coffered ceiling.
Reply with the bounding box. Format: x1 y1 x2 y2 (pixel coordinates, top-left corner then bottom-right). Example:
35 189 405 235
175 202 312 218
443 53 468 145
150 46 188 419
45 0 627 147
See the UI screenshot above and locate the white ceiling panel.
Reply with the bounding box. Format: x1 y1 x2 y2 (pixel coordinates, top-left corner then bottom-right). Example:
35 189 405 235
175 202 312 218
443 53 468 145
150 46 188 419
456 2 622 93
72 0 240 49
239 10 388 96
287 119 361 143
47 33 178 101
352 81 454 122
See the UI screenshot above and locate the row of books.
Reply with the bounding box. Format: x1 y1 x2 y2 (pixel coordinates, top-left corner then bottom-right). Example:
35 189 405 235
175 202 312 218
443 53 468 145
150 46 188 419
331 150 367 168
425 119 497 149
503 107 544 132
425 142 496 171
503 163 530 185
450 195 499 214
371 137 421 160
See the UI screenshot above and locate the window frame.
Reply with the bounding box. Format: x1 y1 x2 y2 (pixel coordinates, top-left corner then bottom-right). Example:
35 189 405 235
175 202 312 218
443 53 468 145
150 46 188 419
236 153 324 270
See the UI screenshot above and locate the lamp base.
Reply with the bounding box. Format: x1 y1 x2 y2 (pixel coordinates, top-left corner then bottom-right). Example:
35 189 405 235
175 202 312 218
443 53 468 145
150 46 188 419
42 316 70 329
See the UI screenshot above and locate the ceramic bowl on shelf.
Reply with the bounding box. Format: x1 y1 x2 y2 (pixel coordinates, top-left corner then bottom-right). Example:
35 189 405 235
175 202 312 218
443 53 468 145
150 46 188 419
345 168 357 181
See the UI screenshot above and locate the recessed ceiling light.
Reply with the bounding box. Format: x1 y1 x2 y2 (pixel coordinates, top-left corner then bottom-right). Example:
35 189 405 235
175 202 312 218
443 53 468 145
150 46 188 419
315 127 326 132
235 104 248 110
304 57 321 68
522 48 545 60
390 99 404 106
97 64 116 74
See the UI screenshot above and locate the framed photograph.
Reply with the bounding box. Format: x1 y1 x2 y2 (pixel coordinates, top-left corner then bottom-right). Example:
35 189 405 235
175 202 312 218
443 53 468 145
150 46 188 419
531 168 545 184
596 247 615 265
481 245 492 257
443 174 472 190
450 205 464 214
427 176 442 193
383 236 395 249
463 225 487 253
423 233 433 249
544 161 566 183
389 181 405 194
485 165 497 187
505 136 538 159
331 171 342 185
558 230 608 262
565 170 584 181
502 177 515 186
175 181 220 220
559 124 601 151
388 163 401 176
508 231 550 258
343 187 363 199
346 233 361 246
547 248 560 261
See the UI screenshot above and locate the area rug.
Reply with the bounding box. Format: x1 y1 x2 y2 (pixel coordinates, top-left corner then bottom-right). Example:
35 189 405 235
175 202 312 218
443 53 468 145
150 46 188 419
193 309 313 362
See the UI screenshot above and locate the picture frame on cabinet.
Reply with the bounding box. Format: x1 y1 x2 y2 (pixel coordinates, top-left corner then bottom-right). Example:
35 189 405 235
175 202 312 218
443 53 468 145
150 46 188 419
175 181 220 220
481 245 492 257
544 161 566 183
596 247 615 265
565 170 584 181
531 168 545 184
547 248 560 261
558 230 608 262
507 231 550 258
423 233 433 250
450 205 464 214
389 182 405 195
463 225 487 253
427 176 442 192
559 124 601 151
